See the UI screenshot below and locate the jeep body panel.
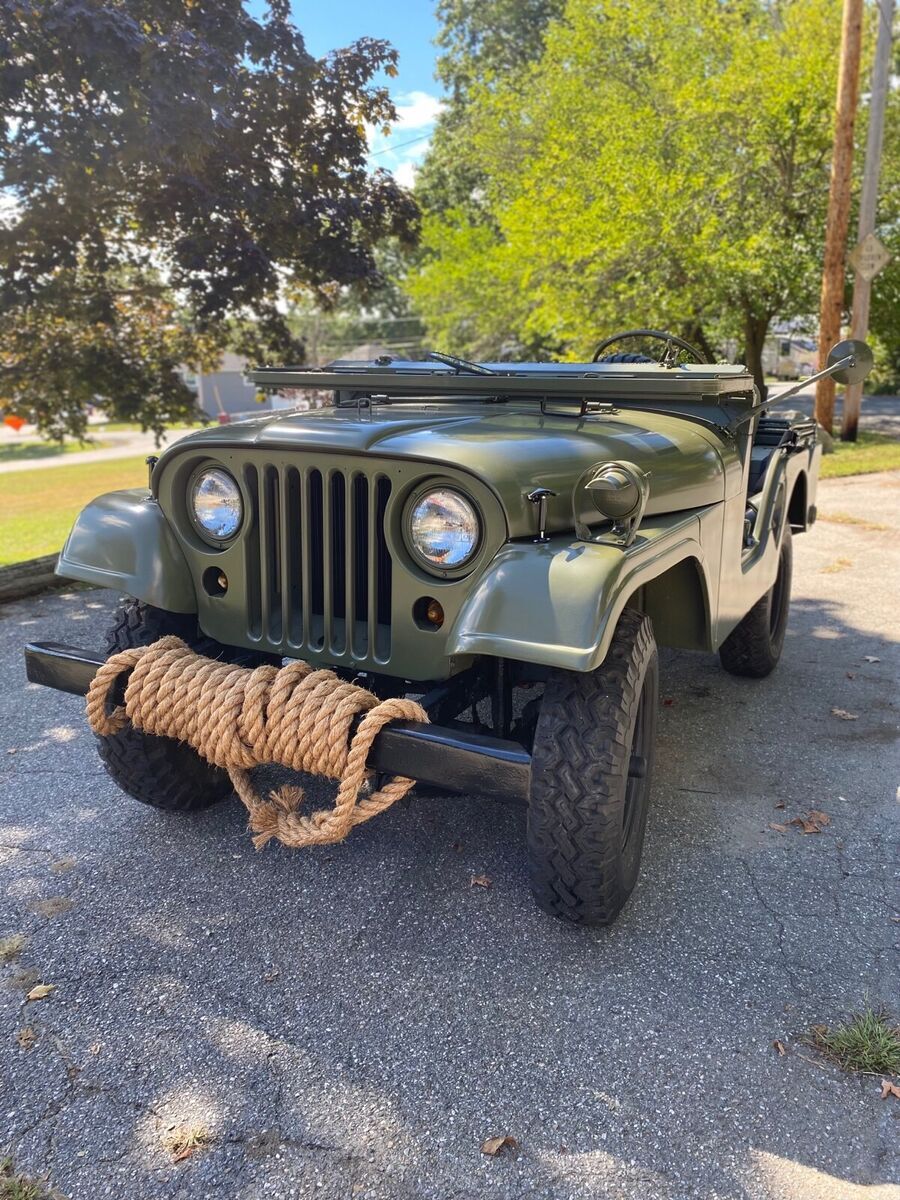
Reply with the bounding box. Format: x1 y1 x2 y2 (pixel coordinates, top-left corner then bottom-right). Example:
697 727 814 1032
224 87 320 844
447 508 717 672
57 488 197 613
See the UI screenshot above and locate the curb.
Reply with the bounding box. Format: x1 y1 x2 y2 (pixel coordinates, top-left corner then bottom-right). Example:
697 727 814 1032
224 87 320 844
0 554 61 604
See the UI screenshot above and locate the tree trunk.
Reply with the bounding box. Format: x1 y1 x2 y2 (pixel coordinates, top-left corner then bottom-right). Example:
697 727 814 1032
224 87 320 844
816 0 864 436
742 314 770 400
681 321 716 364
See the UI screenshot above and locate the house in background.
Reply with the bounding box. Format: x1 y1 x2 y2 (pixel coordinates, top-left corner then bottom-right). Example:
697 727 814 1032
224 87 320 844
761 323 817 381
183 352 273 420
183 344 410 422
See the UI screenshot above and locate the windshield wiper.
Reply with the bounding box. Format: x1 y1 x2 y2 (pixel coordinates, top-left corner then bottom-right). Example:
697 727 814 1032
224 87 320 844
427 350 497 376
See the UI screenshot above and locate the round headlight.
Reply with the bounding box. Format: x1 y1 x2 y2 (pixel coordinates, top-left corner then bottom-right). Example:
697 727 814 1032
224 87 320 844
408 488 481 571
190 468 243 541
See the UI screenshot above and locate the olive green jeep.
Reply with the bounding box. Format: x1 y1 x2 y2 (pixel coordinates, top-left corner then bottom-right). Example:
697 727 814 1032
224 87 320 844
25 331 873 925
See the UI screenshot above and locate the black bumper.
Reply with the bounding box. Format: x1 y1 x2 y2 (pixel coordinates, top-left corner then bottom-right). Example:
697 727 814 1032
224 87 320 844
24 642 531 803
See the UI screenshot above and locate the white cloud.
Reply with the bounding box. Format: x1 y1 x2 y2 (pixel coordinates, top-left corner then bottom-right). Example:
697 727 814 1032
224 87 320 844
391 90 443 133
367 90 443 189
393 160 419 189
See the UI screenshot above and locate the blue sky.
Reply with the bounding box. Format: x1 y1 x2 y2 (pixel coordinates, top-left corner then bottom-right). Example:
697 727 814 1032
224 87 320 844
253 2 444 186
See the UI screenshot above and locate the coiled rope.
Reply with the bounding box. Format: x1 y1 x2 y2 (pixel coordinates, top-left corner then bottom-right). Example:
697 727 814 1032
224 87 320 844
85 636 429 848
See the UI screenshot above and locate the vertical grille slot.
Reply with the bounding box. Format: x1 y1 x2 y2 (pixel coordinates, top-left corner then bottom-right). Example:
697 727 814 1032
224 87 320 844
307 469 324 650
329 472 347 653
281 466 302 647
244 464 262 639
374 476 392 661
259 465 282 643
350 474 369 658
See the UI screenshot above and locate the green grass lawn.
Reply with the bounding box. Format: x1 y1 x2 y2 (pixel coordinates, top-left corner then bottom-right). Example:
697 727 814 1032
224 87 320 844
0 438 110 465
819 430 900 479
94 419 207 433
0 455 148 566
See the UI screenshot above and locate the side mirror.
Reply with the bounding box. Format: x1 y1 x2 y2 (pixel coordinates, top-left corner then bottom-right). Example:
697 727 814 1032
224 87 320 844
827 339 874 386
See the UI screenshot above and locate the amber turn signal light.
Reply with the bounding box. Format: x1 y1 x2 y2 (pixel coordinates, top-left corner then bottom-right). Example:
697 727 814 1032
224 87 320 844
414 596 444 629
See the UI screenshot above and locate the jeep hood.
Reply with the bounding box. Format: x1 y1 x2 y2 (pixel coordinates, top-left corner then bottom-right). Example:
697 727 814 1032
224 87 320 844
166 403 726 538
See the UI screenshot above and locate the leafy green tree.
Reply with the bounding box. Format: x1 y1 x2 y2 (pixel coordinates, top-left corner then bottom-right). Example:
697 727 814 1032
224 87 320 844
865 56 900 393
416 0 564 219
0 0 418 437
411 0 843 395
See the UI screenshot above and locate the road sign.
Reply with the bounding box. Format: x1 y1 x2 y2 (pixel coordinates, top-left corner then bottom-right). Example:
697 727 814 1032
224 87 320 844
848 232 891 281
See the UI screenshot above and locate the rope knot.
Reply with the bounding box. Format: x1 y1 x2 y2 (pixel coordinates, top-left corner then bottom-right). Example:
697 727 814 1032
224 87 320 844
86 637 429 848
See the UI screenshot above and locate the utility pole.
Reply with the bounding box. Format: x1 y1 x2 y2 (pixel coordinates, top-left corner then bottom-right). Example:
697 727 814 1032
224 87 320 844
815 0 864 435
841 0 895 441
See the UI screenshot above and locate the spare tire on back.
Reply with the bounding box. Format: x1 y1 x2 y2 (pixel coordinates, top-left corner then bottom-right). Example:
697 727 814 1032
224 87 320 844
595 352 657 363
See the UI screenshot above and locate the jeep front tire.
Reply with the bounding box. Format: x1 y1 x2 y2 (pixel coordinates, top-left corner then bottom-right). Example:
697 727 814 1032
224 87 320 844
96 600 271 812
527 609 658 925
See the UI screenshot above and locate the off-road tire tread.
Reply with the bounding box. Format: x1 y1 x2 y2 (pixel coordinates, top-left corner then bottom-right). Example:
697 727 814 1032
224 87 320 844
719 529 792 678
527 609 658 926
96 601 259 812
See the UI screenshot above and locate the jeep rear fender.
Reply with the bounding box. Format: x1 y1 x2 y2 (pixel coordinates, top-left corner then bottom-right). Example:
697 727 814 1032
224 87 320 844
57 489 197 614
447 509 715 673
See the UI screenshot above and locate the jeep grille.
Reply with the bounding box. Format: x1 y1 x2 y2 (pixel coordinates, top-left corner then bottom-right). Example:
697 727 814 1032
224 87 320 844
243 463 393 664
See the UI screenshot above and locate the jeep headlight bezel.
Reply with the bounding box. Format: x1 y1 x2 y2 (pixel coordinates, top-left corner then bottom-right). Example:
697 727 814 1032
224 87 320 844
188 466 244 545
405 486 482 576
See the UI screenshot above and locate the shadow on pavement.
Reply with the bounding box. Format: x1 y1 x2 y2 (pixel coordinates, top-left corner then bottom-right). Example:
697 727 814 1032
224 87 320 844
0 578 897 1199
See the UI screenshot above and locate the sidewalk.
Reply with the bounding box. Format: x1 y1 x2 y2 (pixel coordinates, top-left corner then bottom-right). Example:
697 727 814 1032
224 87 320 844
0 428 193 474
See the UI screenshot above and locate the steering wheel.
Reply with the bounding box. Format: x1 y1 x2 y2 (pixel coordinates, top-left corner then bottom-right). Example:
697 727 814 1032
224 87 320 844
592 328 708 365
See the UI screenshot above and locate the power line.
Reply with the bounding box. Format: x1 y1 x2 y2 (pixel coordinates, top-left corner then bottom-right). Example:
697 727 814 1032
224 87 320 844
370 132 432 157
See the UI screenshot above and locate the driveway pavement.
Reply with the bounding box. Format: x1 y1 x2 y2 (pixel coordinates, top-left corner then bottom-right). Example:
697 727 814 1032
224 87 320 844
1 472 898 1200
0 429 192 475
768 389 899 438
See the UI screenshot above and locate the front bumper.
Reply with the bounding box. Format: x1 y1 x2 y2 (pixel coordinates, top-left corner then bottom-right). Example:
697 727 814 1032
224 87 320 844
24 642 531 803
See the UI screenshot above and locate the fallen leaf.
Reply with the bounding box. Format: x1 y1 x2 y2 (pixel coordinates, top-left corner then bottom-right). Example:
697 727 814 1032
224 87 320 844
662 697 674 707
789 816 822 835
470 874 493 890
774 801 785 810
830 708 859 721
773 1040 787 1056
26 983 55 1002
769 823 788 833
481 1135 518 1157
262 970 279 983
863 656 880 664
846 672 855 680
50 857 77 874
789 810 830 834
16 1026 36 1050
880 1080 900 1101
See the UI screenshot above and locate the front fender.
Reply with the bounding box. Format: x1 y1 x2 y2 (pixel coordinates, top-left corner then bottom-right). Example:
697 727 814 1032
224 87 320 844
57 489 197 613
447 509 711 672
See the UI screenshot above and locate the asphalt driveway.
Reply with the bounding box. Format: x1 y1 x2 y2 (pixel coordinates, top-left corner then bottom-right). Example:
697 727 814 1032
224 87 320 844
1 471 898 1200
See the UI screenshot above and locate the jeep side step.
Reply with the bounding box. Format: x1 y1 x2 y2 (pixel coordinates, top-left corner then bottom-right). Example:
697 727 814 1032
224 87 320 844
24 642 531 804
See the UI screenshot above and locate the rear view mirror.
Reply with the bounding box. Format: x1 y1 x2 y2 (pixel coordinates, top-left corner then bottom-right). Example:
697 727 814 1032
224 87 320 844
826 339 874 386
